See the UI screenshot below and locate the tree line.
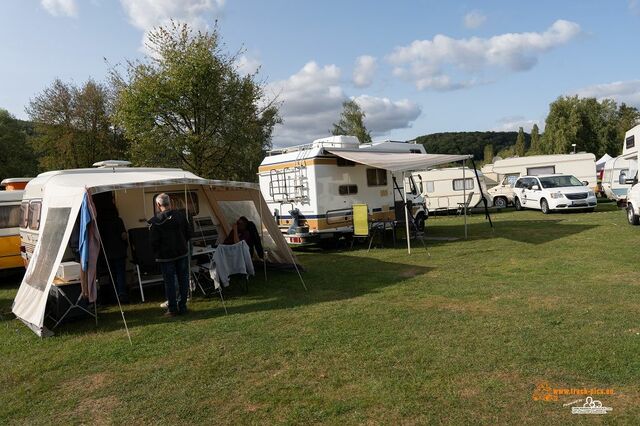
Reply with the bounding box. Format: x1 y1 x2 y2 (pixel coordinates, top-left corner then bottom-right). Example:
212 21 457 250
2 21 640 182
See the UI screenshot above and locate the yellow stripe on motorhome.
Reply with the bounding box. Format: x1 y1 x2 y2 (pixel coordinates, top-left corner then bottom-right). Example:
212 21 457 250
258 158 336 173
0 235 23 270
277 210 396 232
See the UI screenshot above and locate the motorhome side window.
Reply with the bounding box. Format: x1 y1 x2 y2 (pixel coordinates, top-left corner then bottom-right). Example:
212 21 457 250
337 158 355 167
505 174 519 186
153 192 199 215
0 205 21 229
526 166 555 175
338 184 358 195
425 181 435 193
626 135 635 149
28 201 42 230
366 168 387 186
452 178 474 191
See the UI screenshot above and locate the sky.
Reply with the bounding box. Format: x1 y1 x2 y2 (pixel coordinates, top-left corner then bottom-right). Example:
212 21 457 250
1 0 640 147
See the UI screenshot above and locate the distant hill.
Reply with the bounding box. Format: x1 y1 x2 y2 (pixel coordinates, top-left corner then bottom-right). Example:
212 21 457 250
414 131 531 161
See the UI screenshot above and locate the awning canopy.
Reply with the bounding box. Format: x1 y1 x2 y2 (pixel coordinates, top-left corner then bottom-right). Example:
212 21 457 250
326 150 472 172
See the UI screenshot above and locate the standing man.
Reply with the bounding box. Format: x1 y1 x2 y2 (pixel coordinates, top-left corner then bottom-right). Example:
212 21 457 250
149 193 191 317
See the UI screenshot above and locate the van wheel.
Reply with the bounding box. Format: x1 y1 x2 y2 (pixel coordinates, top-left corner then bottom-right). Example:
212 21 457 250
514 197 523 211
627 203 639 225
493 197 507 209
415 212 426 231
540 198 550 214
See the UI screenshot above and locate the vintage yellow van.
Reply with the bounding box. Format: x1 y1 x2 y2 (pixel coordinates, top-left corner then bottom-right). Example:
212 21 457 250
0 178 31 271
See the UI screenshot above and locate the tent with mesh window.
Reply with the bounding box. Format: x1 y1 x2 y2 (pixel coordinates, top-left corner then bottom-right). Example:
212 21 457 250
13 164 303 338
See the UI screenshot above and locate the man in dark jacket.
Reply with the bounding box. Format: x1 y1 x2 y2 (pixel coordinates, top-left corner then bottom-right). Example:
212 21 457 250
149 193 191 316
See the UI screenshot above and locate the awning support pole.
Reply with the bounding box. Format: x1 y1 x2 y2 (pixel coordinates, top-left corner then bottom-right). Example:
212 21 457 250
403 171 411 254
462 161 468 239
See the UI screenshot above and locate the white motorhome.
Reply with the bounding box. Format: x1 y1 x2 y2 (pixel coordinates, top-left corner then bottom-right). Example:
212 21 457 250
412 167 492 212
258 136 431 245
484 153 597 208
620 125 640 224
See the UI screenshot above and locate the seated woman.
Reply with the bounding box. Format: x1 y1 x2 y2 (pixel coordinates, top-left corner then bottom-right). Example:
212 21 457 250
223 216 264 259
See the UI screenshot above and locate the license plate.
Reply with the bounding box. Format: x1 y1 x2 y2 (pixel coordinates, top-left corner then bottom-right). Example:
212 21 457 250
572 201 587 206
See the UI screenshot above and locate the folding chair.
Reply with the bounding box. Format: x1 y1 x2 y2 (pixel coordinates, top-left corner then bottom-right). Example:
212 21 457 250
457 192 475 215
128 227 164 302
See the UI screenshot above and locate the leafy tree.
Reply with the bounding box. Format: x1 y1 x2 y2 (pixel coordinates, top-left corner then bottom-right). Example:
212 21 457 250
529 123 541 153
541 96 639 156
514 127 526 156
415 131 529 159
331 100 372 143
483 144 493 163
26 79 127 170
111 22 279 181
0 109 38 180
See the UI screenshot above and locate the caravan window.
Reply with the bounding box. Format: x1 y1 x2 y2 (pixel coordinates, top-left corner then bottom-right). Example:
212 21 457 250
425 181 435 193
20 202 29 228
452 178 474 191
527 166 555 176
338 184 358 195
626 135 635 149
28 201 42 230
0 205 21 229
366 169 387 186
153 192 199 215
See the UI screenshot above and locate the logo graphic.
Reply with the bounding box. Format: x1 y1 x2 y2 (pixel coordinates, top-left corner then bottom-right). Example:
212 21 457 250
571 396 613 415
532 382 558 401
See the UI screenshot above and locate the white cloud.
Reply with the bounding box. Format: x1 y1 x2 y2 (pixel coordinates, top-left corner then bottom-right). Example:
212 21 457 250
119 0 225 47
352 55 377 88
353 95 421 135
267 61 422 147
41 0 77 17
388 19 581 91
574 80 640 107
463 11 486 29
493 116 542 133
236 54 261 76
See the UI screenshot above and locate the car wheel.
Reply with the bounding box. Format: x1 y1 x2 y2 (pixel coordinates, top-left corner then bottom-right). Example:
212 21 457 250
514 197 523 211
540 198 550 214
627 203 639 225
493 197 507 209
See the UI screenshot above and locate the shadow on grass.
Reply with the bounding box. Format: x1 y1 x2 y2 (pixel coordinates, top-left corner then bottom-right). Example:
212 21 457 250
426 219 599 245
44 252 433 336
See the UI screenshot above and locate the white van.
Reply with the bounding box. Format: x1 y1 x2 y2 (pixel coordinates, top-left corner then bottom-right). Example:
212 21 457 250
485 153 597 208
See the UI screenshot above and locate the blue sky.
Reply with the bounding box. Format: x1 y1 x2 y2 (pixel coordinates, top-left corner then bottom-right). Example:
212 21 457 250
2 0 640 147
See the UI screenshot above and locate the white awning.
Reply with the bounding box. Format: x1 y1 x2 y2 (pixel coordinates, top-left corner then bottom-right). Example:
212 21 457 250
326 150 472 172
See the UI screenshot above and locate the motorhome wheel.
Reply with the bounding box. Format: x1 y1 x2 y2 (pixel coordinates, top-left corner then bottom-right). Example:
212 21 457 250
627 204 639 225
493 197 507 209
415 212 426 231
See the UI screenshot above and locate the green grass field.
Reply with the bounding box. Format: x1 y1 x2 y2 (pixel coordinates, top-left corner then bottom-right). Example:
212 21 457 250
2 203 639 424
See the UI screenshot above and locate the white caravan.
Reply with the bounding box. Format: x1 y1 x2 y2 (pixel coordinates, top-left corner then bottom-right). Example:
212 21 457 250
484 153 597 208
14 162 300 336
412 167 492 212
620 125 640 224
601 156 635 202
258 136 467 246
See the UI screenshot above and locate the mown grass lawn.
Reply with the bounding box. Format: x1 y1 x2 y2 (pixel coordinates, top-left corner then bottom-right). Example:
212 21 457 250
1 203 639 424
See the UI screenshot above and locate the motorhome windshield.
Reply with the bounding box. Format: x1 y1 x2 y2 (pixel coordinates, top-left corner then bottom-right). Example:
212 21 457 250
539 175 583 188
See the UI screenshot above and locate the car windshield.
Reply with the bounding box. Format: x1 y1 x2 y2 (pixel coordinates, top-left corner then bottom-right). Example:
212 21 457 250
539 175 583 188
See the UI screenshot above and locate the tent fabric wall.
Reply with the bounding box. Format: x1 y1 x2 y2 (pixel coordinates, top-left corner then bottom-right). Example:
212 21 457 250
13 172 300 337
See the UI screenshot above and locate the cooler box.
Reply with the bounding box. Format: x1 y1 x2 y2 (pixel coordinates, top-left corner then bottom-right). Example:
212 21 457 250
56 261 81 282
